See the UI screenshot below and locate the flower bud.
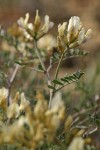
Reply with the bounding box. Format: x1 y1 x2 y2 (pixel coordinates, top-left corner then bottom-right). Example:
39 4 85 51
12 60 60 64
58 22 67 37
67 16 82 43
68 137 84 150
84 29 92 41
34 10 41 32
41 15 54 34
78 27 85 44
57 36 65 52
0 88 8 110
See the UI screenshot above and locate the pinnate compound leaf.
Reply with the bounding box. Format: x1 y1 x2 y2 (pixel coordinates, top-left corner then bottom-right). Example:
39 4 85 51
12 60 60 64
52 70 84 91
60 71 84 84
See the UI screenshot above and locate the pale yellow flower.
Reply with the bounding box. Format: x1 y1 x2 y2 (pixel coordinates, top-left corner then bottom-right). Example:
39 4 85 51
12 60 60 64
58 22 67 37
19 93 30 112
58 16 92 49
0 88 8 110
34 10 41 32
18 13 33 30
67 16 82 42
7 103 19 119
17 11 54 40
41 15 54 34
68 137 84 150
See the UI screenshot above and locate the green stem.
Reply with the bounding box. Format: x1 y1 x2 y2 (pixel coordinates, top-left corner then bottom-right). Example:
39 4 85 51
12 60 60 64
48 52 64 108
34 39 53 108
54 52 65 89
34 40 46 71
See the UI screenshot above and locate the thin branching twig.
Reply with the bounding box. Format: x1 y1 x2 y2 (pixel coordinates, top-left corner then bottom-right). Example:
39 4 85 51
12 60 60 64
7 64 19 106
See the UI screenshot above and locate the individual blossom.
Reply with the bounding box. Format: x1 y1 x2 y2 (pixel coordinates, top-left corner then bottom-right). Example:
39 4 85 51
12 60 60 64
45 92 65 129
58 22 67 37
57 16 92 50
50 92 64 110
0 88 8 110
68 137 84 150
34 10 41 32
17 10 54 40
19 93 30 112
17 13 34 40
67 16 82 43
7 102 19 119
7 92 29 119
39 15 54 35
64 115 73 131
57 36 65 52
0 88 8 100
17 13 33 30
34 93 48 119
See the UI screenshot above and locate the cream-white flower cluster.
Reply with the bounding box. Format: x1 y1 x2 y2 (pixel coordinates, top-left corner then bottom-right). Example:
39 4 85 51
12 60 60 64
58 16 92 50
0 89 65 149
17 10 54 40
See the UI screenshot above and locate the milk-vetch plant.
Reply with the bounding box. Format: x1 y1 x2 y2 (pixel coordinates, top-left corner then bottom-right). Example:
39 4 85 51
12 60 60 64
0 10 96 150
17 11 92 108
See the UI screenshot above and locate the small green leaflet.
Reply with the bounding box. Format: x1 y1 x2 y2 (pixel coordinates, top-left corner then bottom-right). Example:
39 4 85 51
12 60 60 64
52 79 63 85
48 70 84 90
48 85 55 90
67 49 89 57
38 64 44 71
52 49 89 65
